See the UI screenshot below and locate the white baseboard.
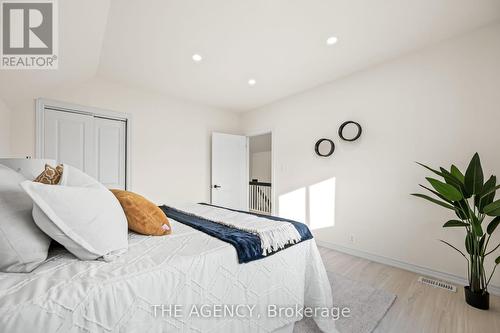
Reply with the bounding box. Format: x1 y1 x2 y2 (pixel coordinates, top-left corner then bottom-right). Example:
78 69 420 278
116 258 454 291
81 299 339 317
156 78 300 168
315 240 500 296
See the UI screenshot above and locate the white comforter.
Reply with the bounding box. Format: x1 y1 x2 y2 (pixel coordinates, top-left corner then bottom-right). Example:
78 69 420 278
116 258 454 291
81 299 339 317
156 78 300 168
0 219 335 333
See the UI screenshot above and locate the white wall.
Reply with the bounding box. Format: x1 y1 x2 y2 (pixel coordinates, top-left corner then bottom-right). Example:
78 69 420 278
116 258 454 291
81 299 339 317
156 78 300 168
242 23 500 287
6 78 240 205
0 99 11 156
250 151 272 182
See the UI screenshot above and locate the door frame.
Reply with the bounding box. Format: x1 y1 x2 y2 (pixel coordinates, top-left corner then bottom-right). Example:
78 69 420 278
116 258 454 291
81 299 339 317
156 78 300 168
35 98 133 190
246 128 275 215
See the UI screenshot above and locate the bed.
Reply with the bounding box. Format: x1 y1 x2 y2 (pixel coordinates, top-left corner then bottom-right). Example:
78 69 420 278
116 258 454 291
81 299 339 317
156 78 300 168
0 217 335 332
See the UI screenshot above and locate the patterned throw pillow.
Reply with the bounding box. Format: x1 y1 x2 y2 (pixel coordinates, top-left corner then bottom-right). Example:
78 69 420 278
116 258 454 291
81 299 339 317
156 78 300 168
34 164 64 185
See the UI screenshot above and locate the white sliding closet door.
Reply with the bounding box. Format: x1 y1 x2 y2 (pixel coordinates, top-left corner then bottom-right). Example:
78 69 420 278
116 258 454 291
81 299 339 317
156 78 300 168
41 108 127 189
43 109 96 176
95 117 126 189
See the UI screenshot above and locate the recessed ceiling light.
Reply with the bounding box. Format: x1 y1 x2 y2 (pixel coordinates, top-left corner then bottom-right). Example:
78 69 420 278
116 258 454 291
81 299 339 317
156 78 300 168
326 36 338 46
192 54 203 62
248 79 256 86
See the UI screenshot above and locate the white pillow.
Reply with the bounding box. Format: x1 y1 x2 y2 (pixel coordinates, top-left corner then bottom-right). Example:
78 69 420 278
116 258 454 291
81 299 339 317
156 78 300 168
21 165 128 261
59 163 106 189
0 164 51 272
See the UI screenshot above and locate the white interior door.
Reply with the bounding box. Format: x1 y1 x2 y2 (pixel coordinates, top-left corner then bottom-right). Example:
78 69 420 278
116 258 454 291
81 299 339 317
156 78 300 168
43 109 96 177
211 132 248 210
95 117 126 189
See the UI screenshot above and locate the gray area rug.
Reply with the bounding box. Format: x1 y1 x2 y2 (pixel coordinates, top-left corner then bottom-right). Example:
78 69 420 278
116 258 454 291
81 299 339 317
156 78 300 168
293 271 396 333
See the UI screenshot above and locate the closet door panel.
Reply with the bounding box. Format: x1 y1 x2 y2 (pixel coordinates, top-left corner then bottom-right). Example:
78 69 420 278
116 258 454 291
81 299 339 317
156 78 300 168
43 109 96 176
95 117 126 189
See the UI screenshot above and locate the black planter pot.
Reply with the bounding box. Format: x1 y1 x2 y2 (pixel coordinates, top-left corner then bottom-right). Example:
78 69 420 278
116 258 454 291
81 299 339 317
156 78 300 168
464 286 489 310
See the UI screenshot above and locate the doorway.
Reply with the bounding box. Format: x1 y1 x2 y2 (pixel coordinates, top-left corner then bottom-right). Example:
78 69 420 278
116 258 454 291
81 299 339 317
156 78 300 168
248 132 272 215
211 131 273 214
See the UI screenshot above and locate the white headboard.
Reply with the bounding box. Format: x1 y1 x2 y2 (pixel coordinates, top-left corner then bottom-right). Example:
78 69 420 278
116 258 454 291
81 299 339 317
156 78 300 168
0 158 56 180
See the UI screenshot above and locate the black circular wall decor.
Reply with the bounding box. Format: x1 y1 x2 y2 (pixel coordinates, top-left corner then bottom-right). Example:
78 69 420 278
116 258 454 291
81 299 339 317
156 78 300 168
315 138 335 157
339 121 362 142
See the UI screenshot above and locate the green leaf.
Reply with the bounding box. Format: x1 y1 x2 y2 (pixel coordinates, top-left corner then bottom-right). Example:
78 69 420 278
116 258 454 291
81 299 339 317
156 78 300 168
447 202 468 220
471 212 480 224
440 167 465 190
465 233 473 254
455 210 468 220
479 235 486 255
443 220 469 228
484 200 500 216
496 256 500 265
454 200 469 220
416 162 445 178
426 178 463 201
476 176 496 212
440 240 468 260
479 184 500 201
487 217 500 235
411 193 455 210
464 153 484 196
450 165 465 183
419 184 452 203
471 222 483 237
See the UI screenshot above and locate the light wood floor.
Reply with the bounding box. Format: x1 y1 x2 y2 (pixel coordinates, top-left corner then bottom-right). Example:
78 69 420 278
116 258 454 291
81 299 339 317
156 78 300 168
317 246 500 333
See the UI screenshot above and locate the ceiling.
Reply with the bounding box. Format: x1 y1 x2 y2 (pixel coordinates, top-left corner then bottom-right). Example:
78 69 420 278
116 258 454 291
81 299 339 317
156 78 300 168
0 0 499 112
98 0 500 111
0 0 110 104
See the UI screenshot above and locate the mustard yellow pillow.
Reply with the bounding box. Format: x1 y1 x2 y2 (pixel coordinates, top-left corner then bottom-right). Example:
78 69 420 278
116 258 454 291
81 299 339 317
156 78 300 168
34 164 63 184
110 189 171 236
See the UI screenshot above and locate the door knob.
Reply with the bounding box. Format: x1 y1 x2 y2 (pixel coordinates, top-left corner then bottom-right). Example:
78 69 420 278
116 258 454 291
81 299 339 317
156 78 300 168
213 185 221 189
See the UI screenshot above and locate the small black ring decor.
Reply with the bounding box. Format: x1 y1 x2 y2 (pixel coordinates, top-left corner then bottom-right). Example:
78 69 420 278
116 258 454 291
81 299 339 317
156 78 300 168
339 121 362 142
315 138 335 157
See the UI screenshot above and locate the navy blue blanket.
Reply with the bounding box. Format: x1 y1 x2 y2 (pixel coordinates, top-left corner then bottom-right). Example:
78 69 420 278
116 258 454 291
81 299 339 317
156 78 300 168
159 204 313 263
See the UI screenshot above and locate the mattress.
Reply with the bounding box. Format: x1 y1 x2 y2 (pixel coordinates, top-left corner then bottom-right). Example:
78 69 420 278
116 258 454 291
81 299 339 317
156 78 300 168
0 219 335 333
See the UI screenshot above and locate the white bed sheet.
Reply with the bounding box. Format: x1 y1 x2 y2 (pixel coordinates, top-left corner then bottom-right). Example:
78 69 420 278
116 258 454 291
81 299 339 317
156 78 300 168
0 219 335 333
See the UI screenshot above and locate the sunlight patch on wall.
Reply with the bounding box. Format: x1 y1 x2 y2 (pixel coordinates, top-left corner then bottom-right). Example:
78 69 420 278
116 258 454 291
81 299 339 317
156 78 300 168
278 187 306 223
309 177 336 230
278 177 336 229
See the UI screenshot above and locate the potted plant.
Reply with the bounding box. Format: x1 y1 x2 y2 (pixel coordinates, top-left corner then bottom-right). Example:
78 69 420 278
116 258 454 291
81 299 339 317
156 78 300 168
412 153 500 310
